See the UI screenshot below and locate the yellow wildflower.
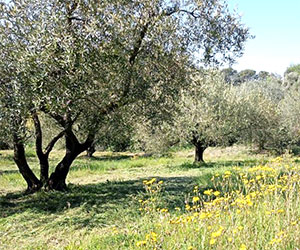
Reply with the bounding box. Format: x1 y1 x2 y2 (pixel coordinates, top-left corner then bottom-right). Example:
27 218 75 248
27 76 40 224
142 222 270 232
269 238 282 245
199 212 207 219
185 204 191 211
240 244 247 250
256 175 262 180
213 191 221 196
136 240 147 247
209 238 216 245
192 196 200 203
204 189 213 195
211 226 224 238
160 208 168 213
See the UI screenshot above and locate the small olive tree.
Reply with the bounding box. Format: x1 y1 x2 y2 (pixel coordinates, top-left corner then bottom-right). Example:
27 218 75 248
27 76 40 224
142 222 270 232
136 71 288 162
174 71 246 162
237 80 288 153
280 88 300 149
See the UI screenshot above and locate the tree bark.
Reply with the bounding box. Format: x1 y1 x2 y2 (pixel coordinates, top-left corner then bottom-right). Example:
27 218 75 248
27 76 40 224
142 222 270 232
47 151 78 191
39 156 49 185
46 129 94 191
13 135 42 193
194 142 207 163
32 112 64 185
86 144 96 158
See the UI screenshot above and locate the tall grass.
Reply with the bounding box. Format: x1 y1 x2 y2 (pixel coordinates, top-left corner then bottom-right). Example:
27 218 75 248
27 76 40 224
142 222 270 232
127 157 300 250
1 147 298 249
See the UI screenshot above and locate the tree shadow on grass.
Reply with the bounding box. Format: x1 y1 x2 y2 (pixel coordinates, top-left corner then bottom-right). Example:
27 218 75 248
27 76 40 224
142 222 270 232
0 154 15 161
0 170 20 175
0 175 214 229
78 154 132 162
176 159 267 170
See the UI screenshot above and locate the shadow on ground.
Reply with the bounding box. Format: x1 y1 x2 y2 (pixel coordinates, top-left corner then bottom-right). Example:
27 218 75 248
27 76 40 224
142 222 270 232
78 154 132 161
0 157 259 229
176 159 267 170
0 170 20 175
0 159 260 220
0 176 204 226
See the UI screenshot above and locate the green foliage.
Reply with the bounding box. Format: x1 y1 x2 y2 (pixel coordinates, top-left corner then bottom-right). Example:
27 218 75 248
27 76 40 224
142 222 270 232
0 0 250 188
281 90 300 146
176 71 287 152
134 70 290 157
283 64 300 91
176 71 244 147
285 64 300 75
221 68 281 85
237 80 290 152
221 67 239 84
237 69 257 83
0 0 251 139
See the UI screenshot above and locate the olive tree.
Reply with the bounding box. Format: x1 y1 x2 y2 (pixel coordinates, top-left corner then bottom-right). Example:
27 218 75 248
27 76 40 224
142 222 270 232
280 88 300 150
0 0 250 192
237 80 288 153
173 71 246 162
188 74 289 162
139 71 286 163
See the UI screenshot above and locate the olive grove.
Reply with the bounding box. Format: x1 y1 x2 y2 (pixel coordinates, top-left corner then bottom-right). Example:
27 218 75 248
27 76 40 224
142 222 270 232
0 0 250 192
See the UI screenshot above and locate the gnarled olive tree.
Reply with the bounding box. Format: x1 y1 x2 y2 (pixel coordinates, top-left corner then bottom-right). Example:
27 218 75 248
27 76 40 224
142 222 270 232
0 0 250 192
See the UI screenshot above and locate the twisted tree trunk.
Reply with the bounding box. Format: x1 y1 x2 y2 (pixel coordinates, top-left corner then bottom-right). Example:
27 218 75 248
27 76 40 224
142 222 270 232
46 151 78 191
191 134 207 164
13 135 42 193
32 112 64 185
46 129 94 191
86 144 96 158
194 142 207 163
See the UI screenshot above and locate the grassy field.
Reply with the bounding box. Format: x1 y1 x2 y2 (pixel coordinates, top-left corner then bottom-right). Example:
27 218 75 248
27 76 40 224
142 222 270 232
0 146 299 249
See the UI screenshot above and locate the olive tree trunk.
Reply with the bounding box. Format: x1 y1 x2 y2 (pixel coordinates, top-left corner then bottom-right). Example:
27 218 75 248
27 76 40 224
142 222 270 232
86 144 96 158
46 129 94 191
46 151 79 190
193 141 207 163
13 135 42 193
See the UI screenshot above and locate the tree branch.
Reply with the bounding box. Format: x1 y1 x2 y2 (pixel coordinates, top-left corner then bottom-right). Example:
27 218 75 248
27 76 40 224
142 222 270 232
31 111 44 159
40 106 67 127
66 1 79 26
68 16 85 22
44 130 65 156
129 21 150 66
80 131 96 151
164 7 201 18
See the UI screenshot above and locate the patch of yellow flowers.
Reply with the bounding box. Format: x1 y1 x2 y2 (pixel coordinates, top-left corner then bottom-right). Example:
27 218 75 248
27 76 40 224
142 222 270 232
135 157 300 249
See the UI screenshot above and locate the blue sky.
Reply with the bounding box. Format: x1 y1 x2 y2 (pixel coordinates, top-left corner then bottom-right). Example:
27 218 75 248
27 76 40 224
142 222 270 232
227 0 300 76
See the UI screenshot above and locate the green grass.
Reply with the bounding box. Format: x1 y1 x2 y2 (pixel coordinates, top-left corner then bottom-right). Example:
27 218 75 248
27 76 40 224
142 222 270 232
0 146 278 249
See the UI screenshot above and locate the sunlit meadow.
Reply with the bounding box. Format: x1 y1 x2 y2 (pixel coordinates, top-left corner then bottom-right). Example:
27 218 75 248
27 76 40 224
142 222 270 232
132 156 300 250
1 147 300 249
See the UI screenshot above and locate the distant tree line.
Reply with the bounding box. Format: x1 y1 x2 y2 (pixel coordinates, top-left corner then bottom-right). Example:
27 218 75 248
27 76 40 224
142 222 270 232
221 68 281 85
